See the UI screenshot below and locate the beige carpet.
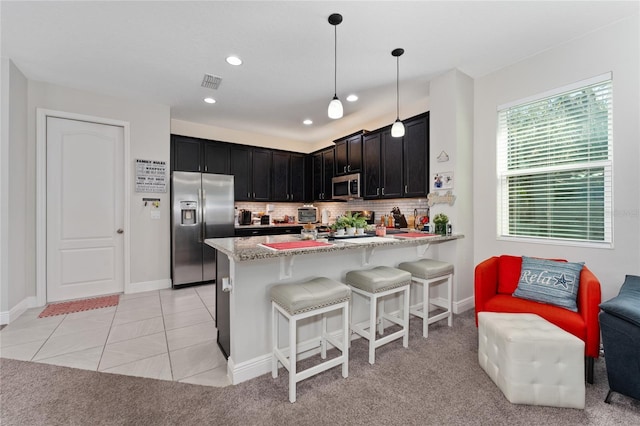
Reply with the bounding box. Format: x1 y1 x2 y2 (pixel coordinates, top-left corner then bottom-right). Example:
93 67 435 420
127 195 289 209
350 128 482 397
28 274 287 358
1 311 639 425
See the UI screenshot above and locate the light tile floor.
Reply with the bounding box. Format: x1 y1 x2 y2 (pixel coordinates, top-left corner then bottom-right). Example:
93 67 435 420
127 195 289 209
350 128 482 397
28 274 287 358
0 284 230 387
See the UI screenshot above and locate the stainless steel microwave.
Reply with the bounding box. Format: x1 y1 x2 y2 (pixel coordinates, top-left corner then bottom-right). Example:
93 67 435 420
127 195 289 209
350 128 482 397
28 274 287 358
332 173 361 200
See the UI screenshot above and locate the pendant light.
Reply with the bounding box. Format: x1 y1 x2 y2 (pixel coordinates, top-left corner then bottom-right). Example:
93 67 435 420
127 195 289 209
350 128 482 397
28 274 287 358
328 13 343 119
391 48 405 138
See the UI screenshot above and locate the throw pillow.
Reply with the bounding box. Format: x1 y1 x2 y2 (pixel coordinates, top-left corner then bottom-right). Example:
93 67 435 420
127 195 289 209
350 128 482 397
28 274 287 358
599 274 640 327
513 256 584 312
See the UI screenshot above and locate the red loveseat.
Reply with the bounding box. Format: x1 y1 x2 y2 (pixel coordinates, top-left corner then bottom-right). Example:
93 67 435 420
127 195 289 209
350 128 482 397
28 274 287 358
474 255 602 383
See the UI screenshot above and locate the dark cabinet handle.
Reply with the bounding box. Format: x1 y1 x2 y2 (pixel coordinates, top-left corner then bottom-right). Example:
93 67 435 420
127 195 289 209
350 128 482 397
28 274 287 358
376 188 380 196
382 188 385 196
347 165 351 172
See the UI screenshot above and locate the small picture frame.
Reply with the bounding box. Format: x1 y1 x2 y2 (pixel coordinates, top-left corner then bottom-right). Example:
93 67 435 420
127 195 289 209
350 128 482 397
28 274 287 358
433 171 454 190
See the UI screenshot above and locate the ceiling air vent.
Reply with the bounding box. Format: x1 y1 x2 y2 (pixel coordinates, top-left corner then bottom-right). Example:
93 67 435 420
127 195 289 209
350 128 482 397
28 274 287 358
201 74 222 90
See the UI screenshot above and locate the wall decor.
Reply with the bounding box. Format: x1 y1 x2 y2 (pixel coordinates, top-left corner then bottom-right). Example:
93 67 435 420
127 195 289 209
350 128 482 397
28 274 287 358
427 190 457 207
135 159 167 193
433 171 454 190
437 151 449 162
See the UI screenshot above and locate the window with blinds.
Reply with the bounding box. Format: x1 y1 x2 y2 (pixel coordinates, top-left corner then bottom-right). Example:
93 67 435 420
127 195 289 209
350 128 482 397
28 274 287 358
497 74 612 245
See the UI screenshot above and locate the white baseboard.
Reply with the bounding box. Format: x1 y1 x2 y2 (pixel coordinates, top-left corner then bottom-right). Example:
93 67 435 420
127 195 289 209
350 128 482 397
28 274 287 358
453 296 475 314
126 278 171 294
0 296 39 325
228 354 272 385
228 336 333 385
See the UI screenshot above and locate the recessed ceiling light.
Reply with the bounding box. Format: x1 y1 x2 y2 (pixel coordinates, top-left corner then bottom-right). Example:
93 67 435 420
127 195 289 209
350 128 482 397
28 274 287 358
204 97 216 104
226 56 242 66
346 94 358 102
303 119 313 125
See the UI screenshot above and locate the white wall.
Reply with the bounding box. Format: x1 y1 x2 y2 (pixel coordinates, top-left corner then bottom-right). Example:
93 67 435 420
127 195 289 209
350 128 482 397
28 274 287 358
473 15 640 302
27 82 172 297
429 69 475 312
0 59 9 315
0 59 29 322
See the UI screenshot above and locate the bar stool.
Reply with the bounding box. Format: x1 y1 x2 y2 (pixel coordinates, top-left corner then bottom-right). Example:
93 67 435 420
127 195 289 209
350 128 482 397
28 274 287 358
271 277 351 403
398 259 453 338
345 266 411 364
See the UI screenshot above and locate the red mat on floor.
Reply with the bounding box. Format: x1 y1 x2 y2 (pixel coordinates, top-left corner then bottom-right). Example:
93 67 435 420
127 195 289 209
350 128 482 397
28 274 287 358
38 294 120 318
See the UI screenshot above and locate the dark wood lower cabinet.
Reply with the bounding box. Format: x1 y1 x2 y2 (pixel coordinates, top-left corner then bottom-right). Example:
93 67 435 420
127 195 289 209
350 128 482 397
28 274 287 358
235 226 302 237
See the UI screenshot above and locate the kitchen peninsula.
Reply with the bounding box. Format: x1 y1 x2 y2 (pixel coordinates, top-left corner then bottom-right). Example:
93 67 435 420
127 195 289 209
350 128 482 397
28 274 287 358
205 232 463 385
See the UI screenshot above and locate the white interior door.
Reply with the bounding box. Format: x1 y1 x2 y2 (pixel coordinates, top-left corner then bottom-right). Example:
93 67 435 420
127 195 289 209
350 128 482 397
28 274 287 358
46 117 124 302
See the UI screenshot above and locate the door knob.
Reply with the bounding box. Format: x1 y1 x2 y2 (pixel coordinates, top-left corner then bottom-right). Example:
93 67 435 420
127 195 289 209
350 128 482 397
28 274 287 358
117 229 124 234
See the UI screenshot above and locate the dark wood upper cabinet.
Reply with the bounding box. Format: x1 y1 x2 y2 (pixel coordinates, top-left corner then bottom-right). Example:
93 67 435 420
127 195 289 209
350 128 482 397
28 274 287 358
172 135 202 172
229 146 251 201
362 113 428 199
251 148 272 201
403 113 429 197
172 135 229 175
363 129 403 199
381 129 403 198
312 147 334 201
272 152 291 202
363 132 382 198
290 154 306 202
272 152 306 202
334 131 364 175
203 142 230 174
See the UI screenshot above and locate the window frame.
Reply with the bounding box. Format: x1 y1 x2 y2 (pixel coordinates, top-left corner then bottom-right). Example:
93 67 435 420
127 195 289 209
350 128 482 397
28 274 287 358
496 73 613 248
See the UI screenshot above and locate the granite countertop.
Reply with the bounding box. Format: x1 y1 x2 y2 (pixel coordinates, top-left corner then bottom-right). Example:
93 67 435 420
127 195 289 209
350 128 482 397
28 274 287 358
234 223 303 229
206 233 463 262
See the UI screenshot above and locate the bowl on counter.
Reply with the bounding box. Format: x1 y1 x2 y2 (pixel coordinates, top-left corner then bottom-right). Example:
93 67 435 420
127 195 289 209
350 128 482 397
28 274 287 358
301 229 317 240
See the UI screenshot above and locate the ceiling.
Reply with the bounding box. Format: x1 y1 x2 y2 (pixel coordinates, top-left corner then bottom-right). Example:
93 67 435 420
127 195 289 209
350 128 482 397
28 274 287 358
1 1 636 146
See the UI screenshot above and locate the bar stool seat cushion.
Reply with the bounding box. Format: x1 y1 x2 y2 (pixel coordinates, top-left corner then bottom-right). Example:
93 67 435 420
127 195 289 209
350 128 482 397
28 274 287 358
346 266 411 293
398 259 453 279
271 277 351 315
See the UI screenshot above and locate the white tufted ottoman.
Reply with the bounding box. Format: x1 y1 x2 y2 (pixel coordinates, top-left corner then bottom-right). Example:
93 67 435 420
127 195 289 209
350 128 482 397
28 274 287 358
478 312 585 409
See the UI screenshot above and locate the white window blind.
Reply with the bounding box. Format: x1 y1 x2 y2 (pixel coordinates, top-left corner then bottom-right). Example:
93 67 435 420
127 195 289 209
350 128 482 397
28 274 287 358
497 75 612 244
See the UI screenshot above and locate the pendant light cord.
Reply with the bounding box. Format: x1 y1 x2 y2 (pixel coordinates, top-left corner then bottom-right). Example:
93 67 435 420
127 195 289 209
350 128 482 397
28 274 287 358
396 55 400 119
334 24 338 97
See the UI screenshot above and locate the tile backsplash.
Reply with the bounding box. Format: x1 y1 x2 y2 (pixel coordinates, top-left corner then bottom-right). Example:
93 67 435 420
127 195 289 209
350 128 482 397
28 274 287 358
235 198 433 225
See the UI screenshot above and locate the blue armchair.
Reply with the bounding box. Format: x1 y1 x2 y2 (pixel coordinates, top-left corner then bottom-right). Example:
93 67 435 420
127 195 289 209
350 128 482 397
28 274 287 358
599 274 640 403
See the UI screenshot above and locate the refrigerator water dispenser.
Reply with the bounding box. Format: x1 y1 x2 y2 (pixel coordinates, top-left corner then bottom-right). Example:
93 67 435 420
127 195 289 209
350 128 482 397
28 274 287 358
180 201 198 225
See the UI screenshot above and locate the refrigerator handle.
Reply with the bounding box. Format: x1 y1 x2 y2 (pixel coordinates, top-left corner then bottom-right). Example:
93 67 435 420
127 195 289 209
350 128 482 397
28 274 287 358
197 188 203 243
201 188 207 242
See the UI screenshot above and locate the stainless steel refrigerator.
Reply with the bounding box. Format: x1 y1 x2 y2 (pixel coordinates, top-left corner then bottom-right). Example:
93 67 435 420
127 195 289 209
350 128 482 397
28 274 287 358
171 172 235 287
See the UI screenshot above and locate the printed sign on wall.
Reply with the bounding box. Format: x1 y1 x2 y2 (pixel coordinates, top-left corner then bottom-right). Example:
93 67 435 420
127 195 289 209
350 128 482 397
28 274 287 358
135 159 167 193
